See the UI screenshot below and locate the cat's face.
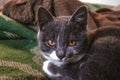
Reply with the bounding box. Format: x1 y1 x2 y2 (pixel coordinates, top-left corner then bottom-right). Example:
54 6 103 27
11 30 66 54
36 6 88 64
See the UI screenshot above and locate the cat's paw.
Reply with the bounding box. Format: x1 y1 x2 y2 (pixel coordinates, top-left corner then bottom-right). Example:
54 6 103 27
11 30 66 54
42 60 62 77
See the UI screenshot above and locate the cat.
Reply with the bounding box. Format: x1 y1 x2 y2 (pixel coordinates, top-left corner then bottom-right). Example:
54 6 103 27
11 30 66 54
36 5 120 80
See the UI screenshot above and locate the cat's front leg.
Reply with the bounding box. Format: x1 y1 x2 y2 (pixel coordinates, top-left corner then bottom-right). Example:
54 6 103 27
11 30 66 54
42 60 63 79
43 60 76 80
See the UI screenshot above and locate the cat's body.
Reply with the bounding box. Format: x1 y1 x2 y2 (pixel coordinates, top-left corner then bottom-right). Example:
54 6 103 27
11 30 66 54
36 6 120 80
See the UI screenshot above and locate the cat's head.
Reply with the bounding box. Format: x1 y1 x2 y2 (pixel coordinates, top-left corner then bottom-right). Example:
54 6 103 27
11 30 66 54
36 5 88 64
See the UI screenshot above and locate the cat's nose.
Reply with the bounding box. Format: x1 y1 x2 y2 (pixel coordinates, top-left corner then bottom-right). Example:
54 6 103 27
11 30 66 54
56 50 65 60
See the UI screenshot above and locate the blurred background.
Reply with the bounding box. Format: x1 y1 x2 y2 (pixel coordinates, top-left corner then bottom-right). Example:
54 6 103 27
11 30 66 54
80 0 120 6
0 0 120 10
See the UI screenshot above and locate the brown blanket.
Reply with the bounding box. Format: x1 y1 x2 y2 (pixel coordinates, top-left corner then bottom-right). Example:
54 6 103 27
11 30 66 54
2 0 84 25
93 8 120 27
2 0 120 30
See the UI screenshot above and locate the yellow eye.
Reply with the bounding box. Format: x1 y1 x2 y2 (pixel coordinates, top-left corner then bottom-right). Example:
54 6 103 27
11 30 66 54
48 40 55 46
69 41 77 46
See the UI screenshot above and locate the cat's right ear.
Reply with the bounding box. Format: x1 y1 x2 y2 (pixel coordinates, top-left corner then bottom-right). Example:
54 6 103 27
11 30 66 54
35 6 54 30
69 6 88 31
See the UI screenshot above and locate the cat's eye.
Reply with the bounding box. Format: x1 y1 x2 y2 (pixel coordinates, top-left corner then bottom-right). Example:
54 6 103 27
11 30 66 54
69 41 77 46
47 40 55 46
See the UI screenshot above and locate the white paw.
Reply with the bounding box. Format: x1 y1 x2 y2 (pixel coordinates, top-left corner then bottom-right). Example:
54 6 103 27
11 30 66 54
42 60 62 77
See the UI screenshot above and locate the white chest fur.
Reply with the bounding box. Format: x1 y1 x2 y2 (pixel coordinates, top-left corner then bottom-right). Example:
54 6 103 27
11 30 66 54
42 60 62 77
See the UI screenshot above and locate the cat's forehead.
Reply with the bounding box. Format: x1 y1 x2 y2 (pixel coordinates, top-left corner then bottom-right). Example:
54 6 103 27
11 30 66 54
55 16 70 21
55 16 70 27
43 16 81 35
46 16 70 31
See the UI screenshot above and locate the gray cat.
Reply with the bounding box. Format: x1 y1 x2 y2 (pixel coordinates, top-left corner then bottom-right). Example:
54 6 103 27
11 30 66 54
36 5 120 80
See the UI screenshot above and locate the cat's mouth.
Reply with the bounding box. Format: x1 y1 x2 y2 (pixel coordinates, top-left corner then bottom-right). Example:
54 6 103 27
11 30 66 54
41 51 85 64
58 54 86 63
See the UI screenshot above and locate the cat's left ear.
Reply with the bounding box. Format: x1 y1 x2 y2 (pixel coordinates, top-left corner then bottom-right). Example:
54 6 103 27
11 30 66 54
35 6 54 30
69 5 88 30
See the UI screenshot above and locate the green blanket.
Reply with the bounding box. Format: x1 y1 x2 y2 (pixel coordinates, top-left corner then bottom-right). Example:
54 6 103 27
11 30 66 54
0 13 48 80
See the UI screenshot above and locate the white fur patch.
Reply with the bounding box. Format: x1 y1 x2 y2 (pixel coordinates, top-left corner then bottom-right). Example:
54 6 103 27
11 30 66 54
50 51 60 61
52 60 64 67
37 30 40 42
40 51 63 67
42 60 61 77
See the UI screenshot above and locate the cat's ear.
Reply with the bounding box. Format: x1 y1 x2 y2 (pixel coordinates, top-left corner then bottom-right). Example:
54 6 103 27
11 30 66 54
69 5 88 30
36 6 54 30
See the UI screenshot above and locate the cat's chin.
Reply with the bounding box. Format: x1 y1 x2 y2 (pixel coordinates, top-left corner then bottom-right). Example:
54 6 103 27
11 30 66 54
44 55 85 65
47 60 66 67
50 58 77 65
49 58 67 64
